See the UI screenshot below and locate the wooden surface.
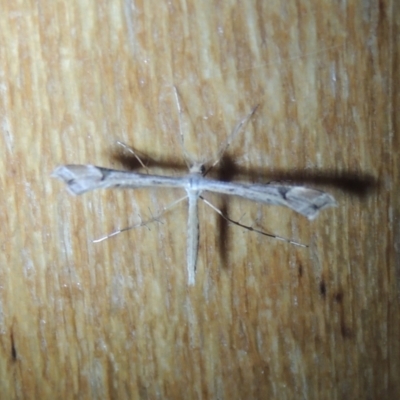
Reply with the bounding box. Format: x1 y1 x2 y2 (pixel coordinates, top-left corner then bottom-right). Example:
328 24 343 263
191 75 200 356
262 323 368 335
1 0 399 398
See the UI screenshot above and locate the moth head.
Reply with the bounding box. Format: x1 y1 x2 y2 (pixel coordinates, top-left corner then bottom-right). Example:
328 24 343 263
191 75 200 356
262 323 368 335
189 162 206 175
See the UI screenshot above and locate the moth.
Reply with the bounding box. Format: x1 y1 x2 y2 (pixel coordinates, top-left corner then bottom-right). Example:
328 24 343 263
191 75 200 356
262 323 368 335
53 91 336 285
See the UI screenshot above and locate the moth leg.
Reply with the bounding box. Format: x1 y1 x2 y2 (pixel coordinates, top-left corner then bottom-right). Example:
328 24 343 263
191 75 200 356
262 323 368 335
116 141 148 171
93 195 188 243
203 105 259 176
200 196 307 247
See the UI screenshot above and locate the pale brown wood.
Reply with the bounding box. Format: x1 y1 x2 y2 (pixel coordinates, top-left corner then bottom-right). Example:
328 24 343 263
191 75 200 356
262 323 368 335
0 0 398 398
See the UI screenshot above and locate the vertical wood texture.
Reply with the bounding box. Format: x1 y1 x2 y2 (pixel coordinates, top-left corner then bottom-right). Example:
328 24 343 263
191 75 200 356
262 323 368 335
0 0 398 398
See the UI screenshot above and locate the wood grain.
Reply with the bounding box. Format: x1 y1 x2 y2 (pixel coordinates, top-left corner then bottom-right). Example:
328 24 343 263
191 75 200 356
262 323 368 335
0 0 398 398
